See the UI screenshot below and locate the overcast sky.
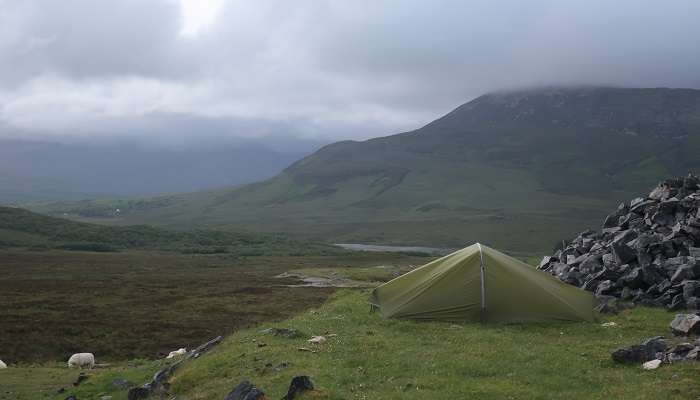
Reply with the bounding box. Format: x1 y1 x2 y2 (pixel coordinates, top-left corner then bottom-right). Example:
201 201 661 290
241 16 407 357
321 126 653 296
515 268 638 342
1 0 699 147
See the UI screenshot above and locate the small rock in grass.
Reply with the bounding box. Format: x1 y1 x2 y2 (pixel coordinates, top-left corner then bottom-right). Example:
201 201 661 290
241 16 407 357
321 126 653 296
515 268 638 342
308 336 326 344
642 359 662 370
281 376 315 400
127 387 150 400
224 380 266 400
601 322 618 327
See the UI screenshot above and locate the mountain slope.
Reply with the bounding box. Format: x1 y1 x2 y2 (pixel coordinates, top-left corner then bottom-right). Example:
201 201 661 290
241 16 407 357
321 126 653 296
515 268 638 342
32 87 700 253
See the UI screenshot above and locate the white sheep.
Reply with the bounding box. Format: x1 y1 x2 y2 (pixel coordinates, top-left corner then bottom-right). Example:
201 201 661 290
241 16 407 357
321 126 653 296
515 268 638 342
0 359 7 369
166 348 187 359
67 353 95 369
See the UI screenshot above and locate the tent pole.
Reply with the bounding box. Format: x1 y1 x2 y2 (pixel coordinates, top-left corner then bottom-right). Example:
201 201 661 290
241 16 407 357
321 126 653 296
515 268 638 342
478 243 486 323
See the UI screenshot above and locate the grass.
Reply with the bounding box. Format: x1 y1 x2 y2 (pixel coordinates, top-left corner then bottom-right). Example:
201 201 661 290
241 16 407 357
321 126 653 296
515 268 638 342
27 290 699 400
0 249 425 363
0 206 343 256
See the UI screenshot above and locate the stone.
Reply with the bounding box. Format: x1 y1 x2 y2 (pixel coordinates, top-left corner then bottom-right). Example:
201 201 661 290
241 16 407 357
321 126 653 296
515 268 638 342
596 280 615 296
127 388 150 400
641 336 668 359
612 336 667 363
669 313 700 335
612 345 652 363
668 342 695 354
281 376 315 400
619 268 645 289
224 380 266 400
642 359 662 370
538 256 554 269
612 242 637 265
683 280 700 300
686 346 699 360
668 293 685 310
671 265 697 283
579 254 603 274
687 297 700 311
307 336 326 344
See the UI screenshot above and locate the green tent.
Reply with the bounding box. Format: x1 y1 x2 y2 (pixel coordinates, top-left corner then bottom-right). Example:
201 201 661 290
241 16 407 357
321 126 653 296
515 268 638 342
370 243 594 323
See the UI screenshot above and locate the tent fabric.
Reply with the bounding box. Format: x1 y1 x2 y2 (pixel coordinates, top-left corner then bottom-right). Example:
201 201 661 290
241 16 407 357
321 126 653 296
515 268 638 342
369 243 595 323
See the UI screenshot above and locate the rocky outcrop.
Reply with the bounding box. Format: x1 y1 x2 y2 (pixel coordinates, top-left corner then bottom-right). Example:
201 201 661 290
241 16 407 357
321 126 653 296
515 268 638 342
128 336 222 399
539 174 700 310
226 376 314 400
611 336 667 363
611 311 699 367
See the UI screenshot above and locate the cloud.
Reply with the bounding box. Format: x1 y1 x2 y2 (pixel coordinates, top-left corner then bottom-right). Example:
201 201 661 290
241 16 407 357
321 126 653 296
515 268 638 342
1 0 699 147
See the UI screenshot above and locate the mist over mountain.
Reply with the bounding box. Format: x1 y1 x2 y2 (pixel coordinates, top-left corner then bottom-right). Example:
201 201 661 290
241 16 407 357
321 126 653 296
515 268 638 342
36 86 700 252
0 139 320 202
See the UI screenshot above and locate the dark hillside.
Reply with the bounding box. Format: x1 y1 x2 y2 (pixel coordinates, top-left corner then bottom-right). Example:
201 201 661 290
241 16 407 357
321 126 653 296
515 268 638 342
31 87 700 253
0 206 339 256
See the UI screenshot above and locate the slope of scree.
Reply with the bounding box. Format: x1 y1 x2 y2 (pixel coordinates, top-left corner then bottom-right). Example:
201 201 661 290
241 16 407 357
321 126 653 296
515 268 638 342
539 174 700 310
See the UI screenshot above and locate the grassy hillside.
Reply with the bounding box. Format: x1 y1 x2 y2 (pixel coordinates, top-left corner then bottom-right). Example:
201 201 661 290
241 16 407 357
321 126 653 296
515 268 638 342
16 290 699 400
0 206 341 256
28 87 700 254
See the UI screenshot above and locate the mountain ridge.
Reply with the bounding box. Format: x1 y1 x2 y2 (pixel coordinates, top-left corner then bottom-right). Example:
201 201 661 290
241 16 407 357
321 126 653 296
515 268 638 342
29 86 700 253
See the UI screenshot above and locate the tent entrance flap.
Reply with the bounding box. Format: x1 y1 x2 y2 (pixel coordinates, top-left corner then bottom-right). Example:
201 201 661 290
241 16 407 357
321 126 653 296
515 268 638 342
478 243 486 322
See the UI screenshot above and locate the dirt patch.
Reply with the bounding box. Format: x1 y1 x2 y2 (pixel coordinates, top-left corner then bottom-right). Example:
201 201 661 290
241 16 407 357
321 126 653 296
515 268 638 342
275 271 374 288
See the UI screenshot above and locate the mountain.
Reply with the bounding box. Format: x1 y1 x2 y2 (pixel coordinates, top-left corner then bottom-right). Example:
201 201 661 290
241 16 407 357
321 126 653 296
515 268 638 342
31 87 700 254
0 139 317 202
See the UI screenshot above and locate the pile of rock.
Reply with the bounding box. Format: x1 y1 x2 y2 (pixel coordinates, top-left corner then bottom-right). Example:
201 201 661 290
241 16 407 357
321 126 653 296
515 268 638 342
611 312 699 367
538 174 700 310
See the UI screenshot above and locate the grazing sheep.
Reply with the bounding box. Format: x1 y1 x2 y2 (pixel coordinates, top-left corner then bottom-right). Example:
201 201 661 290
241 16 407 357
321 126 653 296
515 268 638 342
166 348 187 359
67 353 95 369
0 359 7 369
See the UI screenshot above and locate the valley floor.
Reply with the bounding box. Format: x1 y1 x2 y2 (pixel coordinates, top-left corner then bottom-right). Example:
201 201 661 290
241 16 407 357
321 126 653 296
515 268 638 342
4 291 699 399
2 250 699 399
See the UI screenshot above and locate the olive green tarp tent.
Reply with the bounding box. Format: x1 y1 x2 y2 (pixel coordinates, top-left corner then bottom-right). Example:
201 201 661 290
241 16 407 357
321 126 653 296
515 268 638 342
370 243 595 323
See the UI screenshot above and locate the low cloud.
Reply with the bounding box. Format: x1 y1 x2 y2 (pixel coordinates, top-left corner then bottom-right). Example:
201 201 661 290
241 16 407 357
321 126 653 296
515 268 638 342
1 0 699 147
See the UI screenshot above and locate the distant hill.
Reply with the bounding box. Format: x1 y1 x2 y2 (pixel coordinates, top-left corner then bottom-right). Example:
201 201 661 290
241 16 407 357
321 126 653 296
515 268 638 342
31 87 700 254
0 139 317 202
0 206 339 256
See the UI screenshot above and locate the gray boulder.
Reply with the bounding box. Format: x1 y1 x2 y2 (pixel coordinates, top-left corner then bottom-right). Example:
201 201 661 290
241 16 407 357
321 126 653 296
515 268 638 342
281 376 315 400
224 380 266 400
611 336 667 363
669 313 700 335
